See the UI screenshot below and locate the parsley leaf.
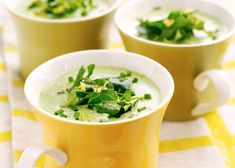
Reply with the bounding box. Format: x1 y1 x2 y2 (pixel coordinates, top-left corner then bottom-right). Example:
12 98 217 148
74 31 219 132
73 65 86 87
88 90 118 105
95 101 120 116
87 64 95 78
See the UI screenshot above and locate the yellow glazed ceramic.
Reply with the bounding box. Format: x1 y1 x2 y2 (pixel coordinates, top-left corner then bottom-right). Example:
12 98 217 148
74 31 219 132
4 0 121 79
22 50 174 168
115 0 235 121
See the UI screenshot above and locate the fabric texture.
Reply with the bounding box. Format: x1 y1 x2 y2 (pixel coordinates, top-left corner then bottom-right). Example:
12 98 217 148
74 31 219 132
0 1 235 168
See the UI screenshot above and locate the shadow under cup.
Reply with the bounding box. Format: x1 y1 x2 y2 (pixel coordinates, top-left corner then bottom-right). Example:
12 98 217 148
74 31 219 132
24 50 174 168
4 0 120 79
115 0 235 121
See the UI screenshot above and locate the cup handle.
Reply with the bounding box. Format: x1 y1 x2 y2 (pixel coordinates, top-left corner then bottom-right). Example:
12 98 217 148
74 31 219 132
191 70 231 116
17 144 68 168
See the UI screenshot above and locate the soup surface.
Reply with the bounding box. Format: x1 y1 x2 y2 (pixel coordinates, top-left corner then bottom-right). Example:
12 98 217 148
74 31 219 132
39 65 161 122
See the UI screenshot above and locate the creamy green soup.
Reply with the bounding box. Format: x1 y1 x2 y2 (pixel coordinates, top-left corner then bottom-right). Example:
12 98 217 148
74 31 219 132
17 0 111 19
136 8 227 44
39 65 161 123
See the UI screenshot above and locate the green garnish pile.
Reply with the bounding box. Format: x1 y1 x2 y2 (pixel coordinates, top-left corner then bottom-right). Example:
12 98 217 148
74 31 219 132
138 9 218 44
54 64 151 121
28 0 95 19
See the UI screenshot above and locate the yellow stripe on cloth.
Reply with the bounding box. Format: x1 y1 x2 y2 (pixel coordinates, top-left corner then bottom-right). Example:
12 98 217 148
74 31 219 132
12 78 24 88
223 61 235 70
0 131 12 143
0 95 8 102
227 97 235 105
159 136 213 153
0 63 6 71
14 150 45 167
205 111 235 168
13 109 37 121
5 45 18 53
232 135 235 144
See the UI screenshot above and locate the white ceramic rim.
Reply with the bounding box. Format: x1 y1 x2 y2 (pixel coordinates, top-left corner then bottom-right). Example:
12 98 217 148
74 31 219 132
114 0 235 48
4 0 122 23
24 50 175 126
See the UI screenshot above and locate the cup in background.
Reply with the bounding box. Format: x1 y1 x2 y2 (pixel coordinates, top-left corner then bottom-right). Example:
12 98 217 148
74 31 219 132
115 0 235 121
4 0 121 79
21 50 174 168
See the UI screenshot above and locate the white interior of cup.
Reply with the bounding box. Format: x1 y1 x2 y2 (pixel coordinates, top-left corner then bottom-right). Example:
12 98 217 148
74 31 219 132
24 50 174 125
115 0 235 47
4 0 121 23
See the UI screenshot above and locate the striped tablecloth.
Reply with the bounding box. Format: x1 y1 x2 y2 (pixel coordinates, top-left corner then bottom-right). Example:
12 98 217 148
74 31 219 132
0 1 235 168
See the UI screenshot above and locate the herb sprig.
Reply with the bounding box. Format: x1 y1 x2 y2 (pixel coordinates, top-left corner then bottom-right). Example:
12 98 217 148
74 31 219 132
138 9 218 44
28 0 95 19
55 64 152 121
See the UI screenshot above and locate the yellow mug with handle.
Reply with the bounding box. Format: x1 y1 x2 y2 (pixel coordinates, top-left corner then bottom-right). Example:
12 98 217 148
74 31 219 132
21 50 174 168
4 0 121 79
115 0 235 121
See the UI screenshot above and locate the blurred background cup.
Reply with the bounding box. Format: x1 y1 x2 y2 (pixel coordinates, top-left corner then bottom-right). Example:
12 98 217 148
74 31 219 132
115 0 235 121
4 0 121 79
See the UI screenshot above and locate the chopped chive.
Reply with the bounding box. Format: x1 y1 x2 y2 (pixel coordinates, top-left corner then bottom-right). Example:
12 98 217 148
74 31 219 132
69 105 78 111
154 6 161 10
120 72 126 78
130 90 136 96
119 78 125 82
54 109 64 115
57 91 65 95
129 113 136 118
73 112 80 120
138 106 147 112
126 71 132 77
132 77 138 83
68 76 74 83
60 113 68 118
144 94 152 100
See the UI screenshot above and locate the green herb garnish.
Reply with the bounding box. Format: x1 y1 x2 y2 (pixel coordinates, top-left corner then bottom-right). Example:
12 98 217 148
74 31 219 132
60 113 68 118
132 77 138 83
138 106 147 112
57 91 65 95
73 65 86 87
73 112 80 120
56 64 152 121
138 9 218 43
144 93 152 100
153 6 161 11
27 0 95 19
68 76 74 83
54 109 64 115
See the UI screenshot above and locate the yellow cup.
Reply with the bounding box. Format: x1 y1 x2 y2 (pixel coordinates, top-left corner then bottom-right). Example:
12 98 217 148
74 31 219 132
4 0 121 79
22 50 174 168
115 0 235 121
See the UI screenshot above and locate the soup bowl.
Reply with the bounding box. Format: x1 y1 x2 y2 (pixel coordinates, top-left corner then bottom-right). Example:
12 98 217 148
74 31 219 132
4 0 122 79
115 0 235 121
20 50 174 168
